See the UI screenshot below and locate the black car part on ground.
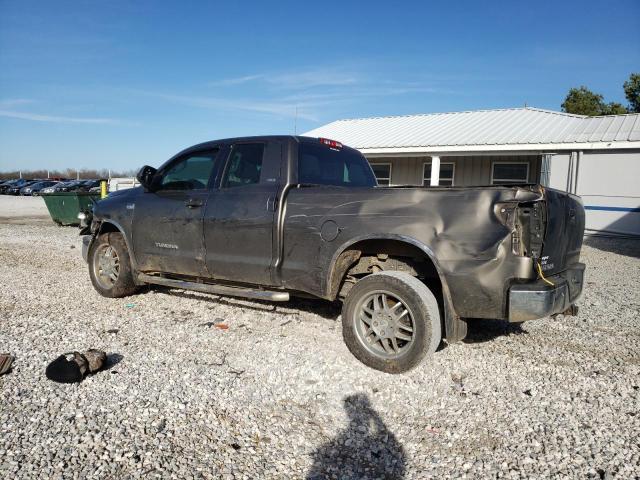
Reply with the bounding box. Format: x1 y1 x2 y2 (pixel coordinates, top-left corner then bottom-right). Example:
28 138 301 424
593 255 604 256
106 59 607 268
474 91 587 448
45 349 107 383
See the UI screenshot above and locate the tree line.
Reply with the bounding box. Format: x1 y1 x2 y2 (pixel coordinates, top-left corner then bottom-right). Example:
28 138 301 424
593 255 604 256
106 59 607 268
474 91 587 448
0 168 138 181
562 73 639 116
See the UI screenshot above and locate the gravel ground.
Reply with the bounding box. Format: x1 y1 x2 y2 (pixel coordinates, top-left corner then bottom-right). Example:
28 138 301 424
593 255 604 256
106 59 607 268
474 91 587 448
0 195 51 223
0 197 639 479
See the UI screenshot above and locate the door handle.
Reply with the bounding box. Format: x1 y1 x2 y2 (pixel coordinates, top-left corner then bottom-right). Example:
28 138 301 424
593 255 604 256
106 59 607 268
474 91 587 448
266 196 278 212
185 198 203 208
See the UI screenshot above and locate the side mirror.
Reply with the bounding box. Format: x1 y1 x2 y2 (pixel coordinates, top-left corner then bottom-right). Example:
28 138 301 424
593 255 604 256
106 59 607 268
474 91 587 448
136 165 158 191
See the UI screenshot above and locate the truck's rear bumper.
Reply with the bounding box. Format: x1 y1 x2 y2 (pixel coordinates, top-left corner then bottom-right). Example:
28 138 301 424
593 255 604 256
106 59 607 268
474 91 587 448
508 263 585 322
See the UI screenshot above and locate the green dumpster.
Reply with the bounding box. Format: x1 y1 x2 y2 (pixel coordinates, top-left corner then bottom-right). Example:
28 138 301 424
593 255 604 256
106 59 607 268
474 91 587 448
41 192 101 226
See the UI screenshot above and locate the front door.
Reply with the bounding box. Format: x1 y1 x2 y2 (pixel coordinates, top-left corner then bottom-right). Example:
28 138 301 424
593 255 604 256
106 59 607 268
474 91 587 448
132 148 220 277
203 141 282 286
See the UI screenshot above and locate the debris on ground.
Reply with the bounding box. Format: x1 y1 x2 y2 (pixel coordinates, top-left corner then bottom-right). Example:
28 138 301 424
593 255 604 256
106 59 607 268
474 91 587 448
45 349 107 383
199 318 226 328
0 353 14 375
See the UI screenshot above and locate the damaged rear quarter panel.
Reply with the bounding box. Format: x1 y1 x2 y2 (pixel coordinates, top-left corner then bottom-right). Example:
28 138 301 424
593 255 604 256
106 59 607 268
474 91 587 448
281 185 542 319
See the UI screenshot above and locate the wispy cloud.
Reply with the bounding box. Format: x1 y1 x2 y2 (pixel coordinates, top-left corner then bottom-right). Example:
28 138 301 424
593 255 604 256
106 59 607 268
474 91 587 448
140 91 320 121
208 74 266 87
280 85 455 103
134 65 459 125
209 68 358 90
0 98 36 107
0 109 125 125
266 70 358 89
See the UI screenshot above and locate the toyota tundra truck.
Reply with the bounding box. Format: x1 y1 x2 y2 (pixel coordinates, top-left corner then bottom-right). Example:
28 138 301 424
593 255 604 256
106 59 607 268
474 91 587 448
81 136 585 373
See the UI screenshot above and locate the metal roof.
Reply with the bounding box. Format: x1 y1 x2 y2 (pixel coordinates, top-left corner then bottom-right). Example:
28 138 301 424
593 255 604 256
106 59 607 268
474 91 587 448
303 107 640 153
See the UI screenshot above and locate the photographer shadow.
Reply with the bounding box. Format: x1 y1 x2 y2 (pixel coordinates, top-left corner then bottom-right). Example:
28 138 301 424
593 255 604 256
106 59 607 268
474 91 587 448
307 393 406 479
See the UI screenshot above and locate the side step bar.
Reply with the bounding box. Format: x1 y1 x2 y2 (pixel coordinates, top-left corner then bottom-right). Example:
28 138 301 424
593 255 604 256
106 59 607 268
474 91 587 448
137 273 290 302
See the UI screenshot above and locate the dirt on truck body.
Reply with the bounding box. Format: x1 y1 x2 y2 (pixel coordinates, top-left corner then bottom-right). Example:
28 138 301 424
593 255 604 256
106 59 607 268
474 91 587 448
81 135 585 373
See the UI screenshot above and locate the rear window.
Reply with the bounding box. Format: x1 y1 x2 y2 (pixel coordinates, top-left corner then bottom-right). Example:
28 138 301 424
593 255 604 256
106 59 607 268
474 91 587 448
298 142 376 187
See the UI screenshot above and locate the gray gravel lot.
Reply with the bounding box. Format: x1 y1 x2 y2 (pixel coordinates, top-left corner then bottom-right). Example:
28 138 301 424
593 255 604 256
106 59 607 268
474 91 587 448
1 196 639 479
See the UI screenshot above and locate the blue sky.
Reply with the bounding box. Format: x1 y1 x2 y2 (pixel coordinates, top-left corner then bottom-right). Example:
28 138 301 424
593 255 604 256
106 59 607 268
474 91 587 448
1 0 639 171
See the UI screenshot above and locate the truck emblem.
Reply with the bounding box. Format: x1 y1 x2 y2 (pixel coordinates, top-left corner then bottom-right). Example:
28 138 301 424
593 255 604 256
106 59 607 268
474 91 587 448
155 242 179 250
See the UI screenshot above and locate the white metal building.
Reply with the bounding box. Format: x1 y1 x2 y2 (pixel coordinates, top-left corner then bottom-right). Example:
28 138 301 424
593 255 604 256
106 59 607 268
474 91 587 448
304 107 640 236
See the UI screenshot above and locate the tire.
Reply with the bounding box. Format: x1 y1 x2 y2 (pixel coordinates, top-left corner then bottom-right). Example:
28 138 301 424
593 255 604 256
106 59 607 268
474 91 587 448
88 232 138 298
341 271 441 373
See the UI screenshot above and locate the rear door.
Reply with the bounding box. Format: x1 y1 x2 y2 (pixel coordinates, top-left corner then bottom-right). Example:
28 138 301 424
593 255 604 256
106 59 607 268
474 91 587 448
203 140 283 286
132 148 221 276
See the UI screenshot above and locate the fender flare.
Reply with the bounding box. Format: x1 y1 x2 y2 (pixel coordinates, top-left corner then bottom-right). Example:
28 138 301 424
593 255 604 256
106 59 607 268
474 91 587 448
93 219 141 273
326 233 466 342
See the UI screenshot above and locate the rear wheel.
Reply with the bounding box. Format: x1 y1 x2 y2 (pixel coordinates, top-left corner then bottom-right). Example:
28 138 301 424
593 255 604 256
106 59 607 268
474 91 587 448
89 232 138 298
341 271 441 373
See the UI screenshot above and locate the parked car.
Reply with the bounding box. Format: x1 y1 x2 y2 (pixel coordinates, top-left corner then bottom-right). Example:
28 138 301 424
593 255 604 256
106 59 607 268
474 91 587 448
58 180 88 192
41 182 65 194
20 180 60 196
81 136 586 373
6 180 38 195
0 179 26 194
0 180 15 193
41 180 84 193
81 180 104 191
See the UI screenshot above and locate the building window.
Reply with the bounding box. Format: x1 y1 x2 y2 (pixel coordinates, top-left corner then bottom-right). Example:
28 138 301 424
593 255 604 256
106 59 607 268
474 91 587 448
491 162 529 184
423 162 454 186
370 163 392 186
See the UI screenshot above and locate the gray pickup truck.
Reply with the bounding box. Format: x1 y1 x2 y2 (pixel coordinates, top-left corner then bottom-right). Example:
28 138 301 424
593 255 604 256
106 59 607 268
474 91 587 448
81 136 585 373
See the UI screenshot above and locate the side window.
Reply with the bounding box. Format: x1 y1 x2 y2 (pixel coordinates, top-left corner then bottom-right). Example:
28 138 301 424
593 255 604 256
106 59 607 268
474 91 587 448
298 143 377 187
491 162 529 185
159 149 219 191
222 143 265 188
423 162 455 186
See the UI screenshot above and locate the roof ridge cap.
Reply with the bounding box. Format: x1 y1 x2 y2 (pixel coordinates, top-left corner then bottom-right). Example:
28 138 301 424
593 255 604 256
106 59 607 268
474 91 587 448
335 106 583 123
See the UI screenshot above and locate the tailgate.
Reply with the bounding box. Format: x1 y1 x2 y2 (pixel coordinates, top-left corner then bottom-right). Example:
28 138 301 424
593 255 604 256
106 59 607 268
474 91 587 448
540 188 585 275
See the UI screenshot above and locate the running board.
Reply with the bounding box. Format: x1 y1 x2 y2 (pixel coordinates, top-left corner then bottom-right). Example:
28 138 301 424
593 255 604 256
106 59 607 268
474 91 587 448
137 273 290 302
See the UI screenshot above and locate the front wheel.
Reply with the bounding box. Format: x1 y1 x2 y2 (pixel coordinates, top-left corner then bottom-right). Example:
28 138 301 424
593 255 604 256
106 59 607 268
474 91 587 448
88 232 138 298
341 271 441 373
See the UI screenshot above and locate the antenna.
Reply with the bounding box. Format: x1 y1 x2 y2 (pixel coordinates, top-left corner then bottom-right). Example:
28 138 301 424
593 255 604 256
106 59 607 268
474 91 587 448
294 106 298 135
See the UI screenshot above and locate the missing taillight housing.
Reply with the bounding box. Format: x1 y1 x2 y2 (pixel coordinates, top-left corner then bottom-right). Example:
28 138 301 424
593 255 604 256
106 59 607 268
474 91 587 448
495 201 546 258
515 202 545 259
